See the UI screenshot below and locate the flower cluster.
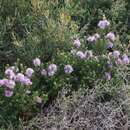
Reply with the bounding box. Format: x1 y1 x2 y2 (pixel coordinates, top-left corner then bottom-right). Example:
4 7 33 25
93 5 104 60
33 58 41 67
47 64 58 76
33 58 73 77
105 51 130 80
71 38 93 60
70 18 130 81
64 65 73 74
1 18 129 98
98 18 115 52
0 67 33 97
106 32 115 42
106 32 115 52
87 33 100 43
73 38 81 48
76 51 86 59
98 19 110 29
113 51 130 65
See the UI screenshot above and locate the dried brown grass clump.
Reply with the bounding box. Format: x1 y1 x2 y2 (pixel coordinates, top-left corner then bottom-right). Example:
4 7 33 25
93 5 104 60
26 87 130 130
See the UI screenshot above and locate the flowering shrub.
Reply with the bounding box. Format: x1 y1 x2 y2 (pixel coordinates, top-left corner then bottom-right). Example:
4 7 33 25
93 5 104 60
0 63 47 125
1 15 130 127
0 0 130 128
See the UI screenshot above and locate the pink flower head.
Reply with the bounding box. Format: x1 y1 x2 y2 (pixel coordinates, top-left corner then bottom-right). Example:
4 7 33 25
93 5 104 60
73 38 81 48
4 90 13 97
98 19 110 29
4 80 15 90
0 79 5 86
41 69 47 76
22 76 32 86
122 54 129 64
5 68 15 80
5 68 13 75
48 71 55 76
33 58 41 67
115 58 122 65
76 51 86 59
106 32 115 42
113 50 120 58
47 64 58 76
87 36 96 43
25 68 34 78
48 64 57 73
15 73 25 82
64 65 73 74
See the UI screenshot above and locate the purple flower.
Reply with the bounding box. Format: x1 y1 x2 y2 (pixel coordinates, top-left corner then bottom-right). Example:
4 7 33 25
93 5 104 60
5 68 13 75
33 58 41 67
115 58 122 65
47 64 57 77
64 65 73 74
5 68 15 80
0 79 5 86
15 73 25 82
105 72 111 80
21 76 32 86
98 19 110 29
73 38 81 48
113 50 120 58
41 69 47 76
48 71 55 76
4 90 13 97
25 68 34 78
76 51 86 59
87 36 96 43
106 32 115 42
87 33 100 43
122 54 129 64
48 64 57 72
4 80 15 90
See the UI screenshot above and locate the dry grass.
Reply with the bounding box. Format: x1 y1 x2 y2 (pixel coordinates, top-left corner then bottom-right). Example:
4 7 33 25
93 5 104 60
25 86 130 130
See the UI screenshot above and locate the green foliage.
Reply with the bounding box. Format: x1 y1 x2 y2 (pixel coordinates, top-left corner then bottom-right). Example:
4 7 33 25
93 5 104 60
0 0 129 66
